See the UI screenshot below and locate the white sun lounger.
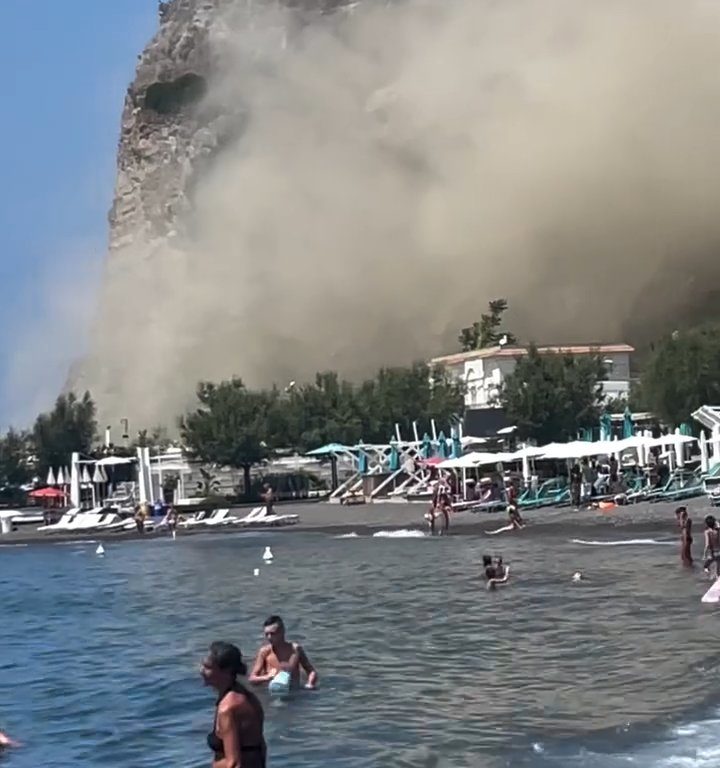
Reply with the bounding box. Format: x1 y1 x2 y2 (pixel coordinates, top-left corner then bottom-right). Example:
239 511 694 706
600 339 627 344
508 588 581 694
203 509 231 527
36 509 80 533
228 507 266 526
239 507 299 527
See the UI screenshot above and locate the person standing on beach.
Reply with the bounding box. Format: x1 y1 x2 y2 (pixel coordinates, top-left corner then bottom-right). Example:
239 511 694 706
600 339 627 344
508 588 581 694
201 641 266 768
248 615 318 690
261 484 275 517
569 461 582 508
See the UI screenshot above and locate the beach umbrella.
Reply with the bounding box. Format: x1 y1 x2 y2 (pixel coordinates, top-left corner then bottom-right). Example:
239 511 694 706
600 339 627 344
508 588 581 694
437 431 448 459
56 467 65 486
91 465 104 484
358 450 369 474
700 431 710 474
599 412 613 441
388 442 400 472
81 466 92 485
421 433 433 459
680 422 693 437
622 407 634 439
451 429 462 459
64 467 72 485
99 465 109 483
46 467 56 486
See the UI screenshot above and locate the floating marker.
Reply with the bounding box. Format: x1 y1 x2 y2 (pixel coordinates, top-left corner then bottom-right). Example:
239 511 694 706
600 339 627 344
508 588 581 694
172 530 176 540
262 546 273 562
253 568 260 576
96 543 105 556
572 571 582 582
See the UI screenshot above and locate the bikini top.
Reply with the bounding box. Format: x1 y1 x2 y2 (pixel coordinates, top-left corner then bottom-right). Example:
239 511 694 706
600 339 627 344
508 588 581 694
207 686 265 762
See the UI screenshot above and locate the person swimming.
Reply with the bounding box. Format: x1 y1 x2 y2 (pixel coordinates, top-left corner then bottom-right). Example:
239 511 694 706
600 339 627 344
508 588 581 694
201 641 266 768
248 615 318 690
482 554 510 590
703 515 720 577
0 731 19 749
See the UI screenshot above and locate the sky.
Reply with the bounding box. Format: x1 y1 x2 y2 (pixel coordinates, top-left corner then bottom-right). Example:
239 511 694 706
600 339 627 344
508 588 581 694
0 0 158 429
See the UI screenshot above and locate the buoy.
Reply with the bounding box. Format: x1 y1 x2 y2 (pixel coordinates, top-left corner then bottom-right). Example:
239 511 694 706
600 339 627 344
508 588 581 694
262 546 273 562
253 568 260 576
96 543 105 556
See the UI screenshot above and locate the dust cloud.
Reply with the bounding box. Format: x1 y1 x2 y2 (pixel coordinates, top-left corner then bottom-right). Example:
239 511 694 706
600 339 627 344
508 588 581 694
86 0 720 427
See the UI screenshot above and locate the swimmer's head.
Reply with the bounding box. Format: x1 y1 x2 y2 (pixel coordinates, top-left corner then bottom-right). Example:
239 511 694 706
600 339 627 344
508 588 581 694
482 555 493 568
706 515 717 529
263 615 285 646
202 641 247 689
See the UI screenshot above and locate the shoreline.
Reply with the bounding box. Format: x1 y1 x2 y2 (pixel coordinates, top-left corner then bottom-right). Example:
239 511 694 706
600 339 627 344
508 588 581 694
0 497 710 547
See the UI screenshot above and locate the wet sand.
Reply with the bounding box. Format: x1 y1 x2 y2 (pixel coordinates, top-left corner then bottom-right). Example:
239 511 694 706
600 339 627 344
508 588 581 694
0 497 713 546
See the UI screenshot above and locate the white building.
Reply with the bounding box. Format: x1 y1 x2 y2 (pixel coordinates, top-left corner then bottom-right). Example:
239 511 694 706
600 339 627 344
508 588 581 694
430 344 634 410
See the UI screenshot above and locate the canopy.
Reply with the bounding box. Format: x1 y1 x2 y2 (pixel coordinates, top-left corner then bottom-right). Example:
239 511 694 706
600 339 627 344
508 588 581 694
29 487 66 498
306 443 351 456
439 451 516 469
95 456 135 466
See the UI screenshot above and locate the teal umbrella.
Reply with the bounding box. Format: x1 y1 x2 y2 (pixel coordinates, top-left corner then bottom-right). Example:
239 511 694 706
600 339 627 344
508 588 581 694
599 412 613 441
452 428 462 459
421 433 433 459
622 407 634 439
437 431 448 459
680 422 693 437
358 451 369 474
389 442 400 472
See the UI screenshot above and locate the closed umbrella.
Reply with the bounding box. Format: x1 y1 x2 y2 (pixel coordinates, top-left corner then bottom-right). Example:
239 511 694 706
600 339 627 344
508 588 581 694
700 431 710 474
452 429 462 459
46 467 56 486
622 407 634 439
389 442 400 472
421 433 433 459
358 451 369 474
437 431 448 459
56 467 65 486
81 466 92 485
599 413 613 441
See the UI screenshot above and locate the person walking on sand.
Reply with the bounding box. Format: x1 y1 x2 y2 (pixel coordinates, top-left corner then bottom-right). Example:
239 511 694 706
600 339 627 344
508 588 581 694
248 615 318 690
261 484 275 517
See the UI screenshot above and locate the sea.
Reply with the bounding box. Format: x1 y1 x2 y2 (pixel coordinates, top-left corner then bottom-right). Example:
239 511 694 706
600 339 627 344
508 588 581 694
1 517 719 768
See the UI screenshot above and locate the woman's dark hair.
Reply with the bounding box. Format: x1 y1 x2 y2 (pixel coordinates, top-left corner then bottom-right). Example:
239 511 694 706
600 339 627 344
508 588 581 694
706 515 717 529
208 641 247 677
482 555 492 567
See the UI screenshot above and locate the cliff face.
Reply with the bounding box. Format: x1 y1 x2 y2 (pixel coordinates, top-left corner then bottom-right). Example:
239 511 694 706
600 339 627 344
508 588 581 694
73 0 350 429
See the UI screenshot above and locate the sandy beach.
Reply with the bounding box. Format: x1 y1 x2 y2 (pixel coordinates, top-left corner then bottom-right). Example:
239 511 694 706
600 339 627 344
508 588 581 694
0 497 712 546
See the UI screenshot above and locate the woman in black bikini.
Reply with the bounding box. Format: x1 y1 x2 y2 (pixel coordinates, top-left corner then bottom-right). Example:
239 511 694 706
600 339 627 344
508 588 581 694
201 641 266 768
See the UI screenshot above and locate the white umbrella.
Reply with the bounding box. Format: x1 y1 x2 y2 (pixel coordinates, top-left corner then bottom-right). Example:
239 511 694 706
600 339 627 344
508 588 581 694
81 466 92 485
99 465 109 483
56 467 65 485
700 431 710 474
92 465 104 484
64 467 72 485
46 467 56 486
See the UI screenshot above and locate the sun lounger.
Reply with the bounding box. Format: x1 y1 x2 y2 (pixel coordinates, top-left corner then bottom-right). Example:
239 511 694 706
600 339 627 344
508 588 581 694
36 509 80 533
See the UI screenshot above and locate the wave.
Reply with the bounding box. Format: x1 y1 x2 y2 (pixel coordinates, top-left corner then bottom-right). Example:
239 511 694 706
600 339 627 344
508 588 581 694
372 529 426 538
571 538 675 546
334 532 359 538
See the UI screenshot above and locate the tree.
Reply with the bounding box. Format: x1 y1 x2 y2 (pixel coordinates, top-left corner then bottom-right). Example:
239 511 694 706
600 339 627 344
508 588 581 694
33 392 97 474
180 379 277 497
639 324 720 426
458 298 517 351
0 429 32 487
500 345 607 443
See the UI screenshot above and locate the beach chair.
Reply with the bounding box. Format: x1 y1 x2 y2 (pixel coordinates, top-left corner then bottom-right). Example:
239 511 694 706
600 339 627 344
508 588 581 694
203 509 232 526
518 478 570 510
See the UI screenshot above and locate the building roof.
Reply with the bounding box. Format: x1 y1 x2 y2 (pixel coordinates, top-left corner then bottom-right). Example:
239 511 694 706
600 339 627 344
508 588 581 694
430 343 634 367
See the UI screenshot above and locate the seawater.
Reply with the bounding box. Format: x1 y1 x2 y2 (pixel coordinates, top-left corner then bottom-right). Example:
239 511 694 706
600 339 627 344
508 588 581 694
1 525 719 767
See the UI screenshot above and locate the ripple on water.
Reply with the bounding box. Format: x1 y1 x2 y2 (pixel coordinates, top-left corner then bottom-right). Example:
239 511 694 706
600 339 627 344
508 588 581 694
0 527 717 767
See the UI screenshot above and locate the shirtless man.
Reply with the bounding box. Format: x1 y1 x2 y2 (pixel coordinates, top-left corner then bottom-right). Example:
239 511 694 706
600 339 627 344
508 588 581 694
703 515 720 577
248 615 318 690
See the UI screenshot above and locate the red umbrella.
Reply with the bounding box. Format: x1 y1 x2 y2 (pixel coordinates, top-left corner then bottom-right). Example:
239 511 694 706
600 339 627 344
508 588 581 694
29 487 67 499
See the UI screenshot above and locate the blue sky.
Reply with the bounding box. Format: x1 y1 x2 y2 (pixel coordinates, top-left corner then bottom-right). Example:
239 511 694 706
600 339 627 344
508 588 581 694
0 0 158 429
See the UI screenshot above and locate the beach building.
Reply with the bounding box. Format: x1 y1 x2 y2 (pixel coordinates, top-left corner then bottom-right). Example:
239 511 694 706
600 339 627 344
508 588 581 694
431 343 635 436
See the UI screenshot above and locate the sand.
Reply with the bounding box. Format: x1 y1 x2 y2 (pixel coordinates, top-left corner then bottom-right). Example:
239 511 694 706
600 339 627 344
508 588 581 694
0 496 713 547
